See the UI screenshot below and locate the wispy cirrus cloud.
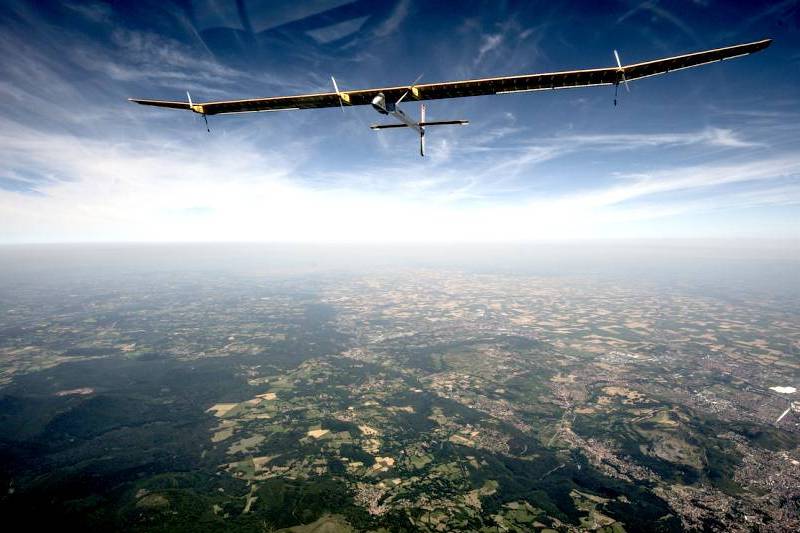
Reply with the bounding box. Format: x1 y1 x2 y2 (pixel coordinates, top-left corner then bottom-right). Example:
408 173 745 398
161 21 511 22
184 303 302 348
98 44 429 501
552 128 760 149
475 34 503 66
570 156 800 208
77 28 243 82
372 0 410 38
447 126 764 185
617 0 700 42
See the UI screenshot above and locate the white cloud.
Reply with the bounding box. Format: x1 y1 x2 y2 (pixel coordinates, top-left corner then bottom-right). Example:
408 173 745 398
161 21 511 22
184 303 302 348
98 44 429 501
556 157 800 210
64 2 113 24
475 34 503 65
446 127 762 184
306 16 370 44
373 0 410 38
71 28 249 93
1 114 797 244
553 128 760 149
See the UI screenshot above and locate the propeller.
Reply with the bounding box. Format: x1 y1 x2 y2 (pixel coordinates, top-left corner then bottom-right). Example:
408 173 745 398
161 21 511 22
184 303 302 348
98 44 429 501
331 76 348 112
613 50 630 107
396 72 424 105
187 91 210 132
614 50 630 92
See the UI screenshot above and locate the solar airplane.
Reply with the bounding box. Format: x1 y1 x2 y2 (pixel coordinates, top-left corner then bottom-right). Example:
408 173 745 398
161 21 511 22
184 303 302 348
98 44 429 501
130 39 771 157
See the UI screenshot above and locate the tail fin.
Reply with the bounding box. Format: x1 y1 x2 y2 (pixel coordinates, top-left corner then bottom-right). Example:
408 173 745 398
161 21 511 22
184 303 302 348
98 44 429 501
420 104 426 157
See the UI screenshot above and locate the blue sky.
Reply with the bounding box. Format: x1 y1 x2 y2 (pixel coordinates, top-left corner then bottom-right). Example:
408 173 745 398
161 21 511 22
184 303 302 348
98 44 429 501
0 0 798 243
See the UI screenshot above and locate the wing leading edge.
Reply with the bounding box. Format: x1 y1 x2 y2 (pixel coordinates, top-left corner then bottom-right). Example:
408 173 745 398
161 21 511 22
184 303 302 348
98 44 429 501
129 39 771 115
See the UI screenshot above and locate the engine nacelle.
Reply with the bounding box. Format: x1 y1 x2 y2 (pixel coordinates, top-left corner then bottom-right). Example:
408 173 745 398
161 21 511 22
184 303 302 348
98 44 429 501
371 93 388 114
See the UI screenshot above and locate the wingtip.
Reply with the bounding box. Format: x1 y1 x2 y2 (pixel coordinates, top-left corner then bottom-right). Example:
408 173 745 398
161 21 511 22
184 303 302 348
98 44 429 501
755 38 773 50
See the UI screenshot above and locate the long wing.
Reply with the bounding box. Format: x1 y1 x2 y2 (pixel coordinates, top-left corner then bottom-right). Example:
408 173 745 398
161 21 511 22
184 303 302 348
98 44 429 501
128 99 191 111
129 39 771 115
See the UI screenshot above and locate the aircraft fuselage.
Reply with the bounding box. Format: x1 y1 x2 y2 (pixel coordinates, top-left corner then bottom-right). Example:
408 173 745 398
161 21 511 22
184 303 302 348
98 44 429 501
371 93 422 135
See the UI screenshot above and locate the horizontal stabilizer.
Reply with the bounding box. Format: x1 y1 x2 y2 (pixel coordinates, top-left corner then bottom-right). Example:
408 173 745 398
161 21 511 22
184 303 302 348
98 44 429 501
370 120 468 130
420 120 469 126
370 123 410 129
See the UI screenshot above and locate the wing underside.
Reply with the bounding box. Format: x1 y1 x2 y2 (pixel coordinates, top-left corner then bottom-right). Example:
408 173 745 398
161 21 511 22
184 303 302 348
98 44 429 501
129 39 771 115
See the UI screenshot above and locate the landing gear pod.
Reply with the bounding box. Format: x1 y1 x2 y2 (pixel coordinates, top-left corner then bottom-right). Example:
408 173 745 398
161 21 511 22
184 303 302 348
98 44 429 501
371 93 388 114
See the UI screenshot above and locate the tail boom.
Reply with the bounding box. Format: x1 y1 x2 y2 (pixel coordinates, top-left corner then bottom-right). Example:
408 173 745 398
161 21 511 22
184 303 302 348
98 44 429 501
368 101 468 156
